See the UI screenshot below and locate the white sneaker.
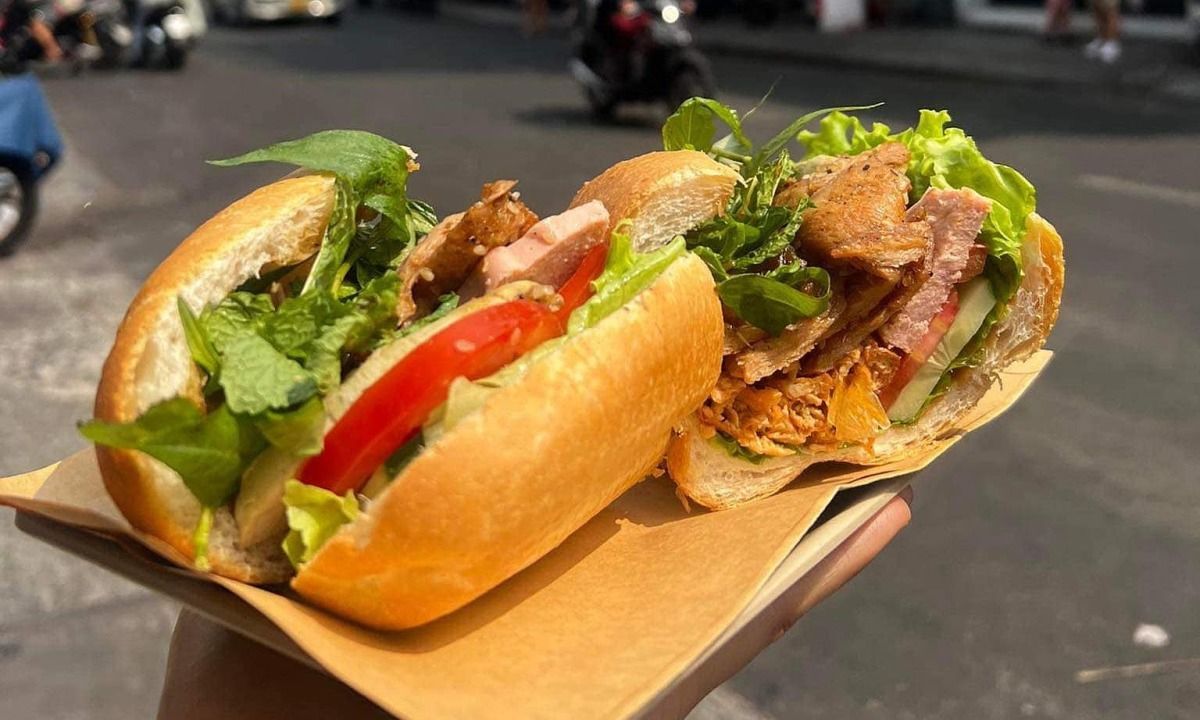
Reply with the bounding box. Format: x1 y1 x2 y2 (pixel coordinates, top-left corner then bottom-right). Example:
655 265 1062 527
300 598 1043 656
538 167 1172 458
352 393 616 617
1097 40 1122 64
1083 37 1104 58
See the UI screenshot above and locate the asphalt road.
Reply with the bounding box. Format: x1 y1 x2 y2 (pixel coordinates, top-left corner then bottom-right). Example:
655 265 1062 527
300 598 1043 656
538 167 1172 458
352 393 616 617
2 9 1199 719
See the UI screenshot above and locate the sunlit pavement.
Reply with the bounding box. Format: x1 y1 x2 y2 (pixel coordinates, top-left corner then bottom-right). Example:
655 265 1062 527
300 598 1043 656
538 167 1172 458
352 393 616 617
2 9 1198 719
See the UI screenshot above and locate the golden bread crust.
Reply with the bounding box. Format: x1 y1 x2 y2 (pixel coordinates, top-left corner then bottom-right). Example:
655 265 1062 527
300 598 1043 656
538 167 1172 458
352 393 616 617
292 255 724 629
94 174 336 582
1027 213 1064 346
570 150 738 250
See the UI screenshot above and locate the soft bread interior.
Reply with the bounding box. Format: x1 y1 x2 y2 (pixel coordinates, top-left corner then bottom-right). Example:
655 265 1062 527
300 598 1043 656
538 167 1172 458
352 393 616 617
570 150 739 251
669 214 1065 510
291 255 725 630
94 174 336 583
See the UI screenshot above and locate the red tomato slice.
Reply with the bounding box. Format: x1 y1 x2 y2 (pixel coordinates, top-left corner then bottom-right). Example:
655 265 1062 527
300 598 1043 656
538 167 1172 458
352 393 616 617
299 300 563 494
298 241 611 494
877 289 960 410
554 242 609 322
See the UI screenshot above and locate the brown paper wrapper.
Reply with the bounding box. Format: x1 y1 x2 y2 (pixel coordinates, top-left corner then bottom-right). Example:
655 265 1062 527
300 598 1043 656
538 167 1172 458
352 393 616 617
0 350 1051 719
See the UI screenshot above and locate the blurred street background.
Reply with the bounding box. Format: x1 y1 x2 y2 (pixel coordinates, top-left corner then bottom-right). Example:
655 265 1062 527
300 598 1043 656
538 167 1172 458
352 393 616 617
1 0 1199 717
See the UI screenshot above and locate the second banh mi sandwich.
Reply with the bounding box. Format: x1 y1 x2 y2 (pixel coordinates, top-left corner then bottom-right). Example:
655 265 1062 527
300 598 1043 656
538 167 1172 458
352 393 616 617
574 100 1063 510
79 131 734 629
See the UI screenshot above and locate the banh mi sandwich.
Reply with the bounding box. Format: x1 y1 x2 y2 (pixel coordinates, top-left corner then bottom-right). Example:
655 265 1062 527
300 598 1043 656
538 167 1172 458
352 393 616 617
79 131 733 630
576 100 1062 510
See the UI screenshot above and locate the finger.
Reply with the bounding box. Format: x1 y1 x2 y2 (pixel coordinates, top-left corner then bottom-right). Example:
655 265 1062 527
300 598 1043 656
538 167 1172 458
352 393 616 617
157 610 392 720
793 488 913 616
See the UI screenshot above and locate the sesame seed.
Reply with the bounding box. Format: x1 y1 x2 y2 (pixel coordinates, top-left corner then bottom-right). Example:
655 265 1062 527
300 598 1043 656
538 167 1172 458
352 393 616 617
418 268 435 282
473 244 487 256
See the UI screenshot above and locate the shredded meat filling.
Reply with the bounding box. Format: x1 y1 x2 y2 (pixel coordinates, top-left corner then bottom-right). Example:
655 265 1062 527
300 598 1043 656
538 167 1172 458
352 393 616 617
698 344 902 456
702 145 995 457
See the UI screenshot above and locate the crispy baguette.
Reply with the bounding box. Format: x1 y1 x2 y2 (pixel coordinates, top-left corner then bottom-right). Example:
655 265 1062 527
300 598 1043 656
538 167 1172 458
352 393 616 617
95 174 336 583
92 155 732 599
570 150 739 251
668 214 1065 510
292 255 723 629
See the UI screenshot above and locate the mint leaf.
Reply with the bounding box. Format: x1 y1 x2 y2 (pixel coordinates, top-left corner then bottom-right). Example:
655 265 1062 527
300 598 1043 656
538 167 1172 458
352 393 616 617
212 130 427 296
254 274 400 393
716 271 831 335
178 298 220 382
663 97 752 155
303 179 357 295
219 334 318 415
79 399 260 507
199 292 274 355
255 397 326 457
211 130 416 231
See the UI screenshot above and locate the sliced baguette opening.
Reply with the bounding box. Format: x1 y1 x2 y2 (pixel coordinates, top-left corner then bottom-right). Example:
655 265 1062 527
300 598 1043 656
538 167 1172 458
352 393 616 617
668 214 1064 510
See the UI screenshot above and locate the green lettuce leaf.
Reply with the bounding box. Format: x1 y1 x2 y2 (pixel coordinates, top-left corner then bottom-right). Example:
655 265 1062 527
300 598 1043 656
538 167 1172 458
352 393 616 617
79 399 264 507
566 228 686 334
798 109 1036 305
281 480 359 567
399 292 460 338
709 432 771 464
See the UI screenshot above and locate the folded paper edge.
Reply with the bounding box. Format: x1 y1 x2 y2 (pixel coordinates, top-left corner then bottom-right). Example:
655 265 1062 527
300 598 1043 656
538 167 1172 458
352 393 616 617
0 349 1056 720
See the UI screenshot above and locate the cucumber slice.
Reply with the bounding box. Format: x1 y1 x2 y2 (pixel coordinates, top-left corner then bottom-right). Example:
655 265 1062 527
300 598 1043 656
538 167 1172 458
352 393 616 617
887 277 996 422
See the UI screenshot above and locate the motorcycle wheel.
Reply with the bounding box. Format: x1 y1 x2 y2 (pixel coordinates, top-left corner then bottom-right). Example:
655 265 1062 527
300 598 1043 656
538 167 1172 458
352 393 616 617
164 43 187 69
0 163 37 257
666 70 711 112
97 33 132 69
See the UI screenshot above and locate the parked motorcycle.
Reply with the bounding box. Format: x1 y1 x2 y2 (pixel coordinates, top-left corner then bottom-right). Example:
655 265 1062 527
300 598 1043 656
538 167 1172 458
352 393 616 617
86 0 134 67
0 0 133 73
570 0 714 118
128 0 196 69
0 74 62 255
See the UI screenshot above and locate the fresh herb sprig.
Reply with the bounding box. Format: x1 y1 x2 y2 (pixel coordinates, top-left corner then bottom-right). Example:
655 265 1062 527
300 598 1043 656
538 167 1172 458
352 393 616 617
83 131 435 546
662 98 877 335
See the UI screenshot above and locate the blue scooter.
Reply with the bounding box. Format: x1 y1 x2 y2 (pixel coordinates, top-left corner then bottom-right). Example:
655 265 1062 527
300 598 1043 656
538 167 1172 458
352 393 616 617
0 74 62 255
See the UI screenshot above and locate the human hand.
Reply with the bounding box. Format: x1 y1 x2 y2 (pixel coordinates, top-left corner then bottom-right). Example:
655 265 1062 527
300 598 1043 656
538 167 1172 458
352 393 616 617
790 485 914 617
157 488 912 719
157 610 393 720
